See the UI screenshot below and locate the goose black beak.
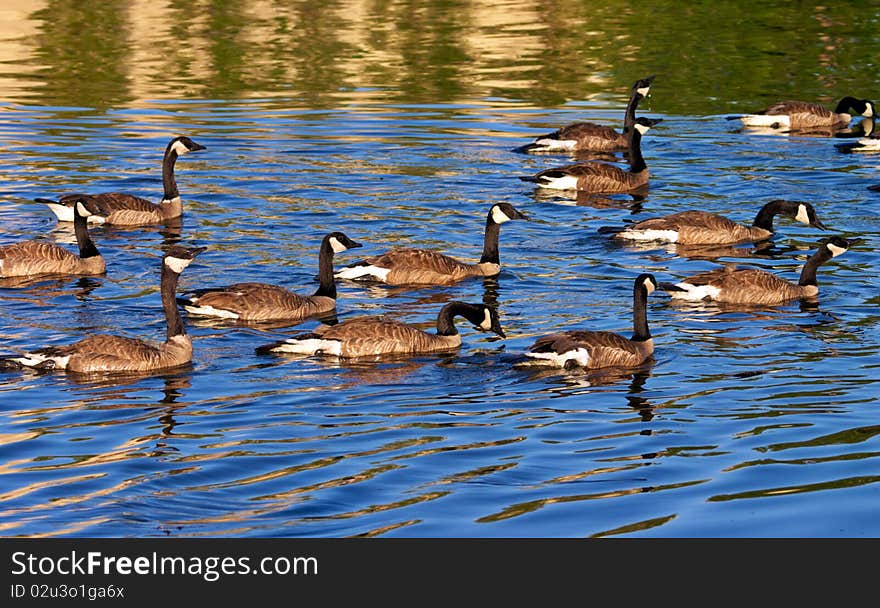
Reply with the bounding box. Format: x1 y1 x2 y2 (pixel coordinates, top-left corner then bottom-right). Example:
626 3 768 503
812 219 828 230
515 209 531 221
349 240 364 249
191 142 207 152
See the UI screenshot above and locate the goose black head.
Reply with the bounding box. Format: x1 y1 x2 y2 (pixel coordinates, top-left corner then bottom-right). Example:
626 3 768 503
792 202 827 229
72 195 101 218
818 236 852 258
635 273 658 294
168 135 207 157
469 304 505 338
633 117 663 134
325 232 363 253
163 245 207 273
489 202 529 224
632 75 656 98
480 305 506 338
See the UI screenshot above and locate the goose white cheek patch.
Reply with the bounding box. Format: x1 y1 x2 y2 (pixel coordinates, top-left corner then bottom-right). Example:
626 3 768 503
491 206 514 224
827 243 847 257
329 237 347 253
795 205 810 224
480 308 493 330
634 123 651 135
636 86 651 97
165 256 191 274
75 202 93 217
171 140 190 156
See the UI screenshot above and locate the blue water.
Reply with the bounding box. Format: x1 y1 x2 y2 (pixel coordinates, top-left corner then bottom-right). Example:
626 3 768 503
0 97 877 538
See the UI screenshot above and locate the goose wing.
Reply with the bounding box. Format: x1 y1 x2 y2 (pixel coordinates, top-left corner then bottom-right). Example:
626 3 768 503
320 316 443 356
758 100 832 118
632 211 738 231
538 161 632 190
555 122 622 142
182 282 328 320
57 192 158 216
530 330 646 368
367 248 472 274
0 241 77 276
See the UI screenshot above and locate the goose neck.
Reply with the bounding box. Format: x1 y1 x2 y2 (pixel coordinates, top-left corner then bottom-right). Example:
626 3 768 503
313 237 338 299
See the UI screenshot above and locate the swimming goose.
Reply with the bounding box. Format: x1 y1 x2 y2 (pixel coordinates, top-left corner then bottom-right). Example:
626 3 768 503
1 246 205 374
37 135 206 225
519 117 661 193
660 236 852 305
520 75 655 153
522 274 657 370
1 195 105 278
177 232 361 322
734 97 875 131
599 200 827 245
334 203 528 285
255 301 505 359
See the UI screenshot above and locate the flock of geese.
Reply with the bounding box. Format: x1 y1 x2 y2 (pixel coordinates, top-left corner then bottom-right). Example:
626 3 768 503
0 76 869 374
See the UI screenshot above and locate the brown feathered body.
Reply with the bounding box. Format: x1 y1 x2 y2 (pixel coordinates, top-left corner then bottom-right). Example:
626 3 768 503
184 282 335 322
307 316 462 357
550 161 649 193
623 211 769 244
53 192 177 225
542 123 627 152
0 240 105 277
755 100 851 129
529 331 654 369
358 248 494 285
26 334 193 374
677 266 814 305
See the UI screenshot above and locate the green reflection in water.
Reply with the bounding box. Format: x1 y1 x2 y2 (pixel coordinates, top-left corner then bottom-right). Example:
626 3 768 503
5 1 878 112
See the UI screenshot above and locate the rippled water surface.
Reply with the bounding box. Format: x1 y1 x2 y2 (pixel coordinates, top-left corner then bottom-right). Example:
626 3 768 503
0 1 879 537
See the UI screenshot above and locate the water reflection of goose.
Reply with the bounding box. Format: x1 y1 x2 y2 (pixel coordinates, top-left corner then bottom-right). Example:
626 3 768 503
37 136 206 225
178 232 361 323
1 246 204 374
255 302 505 359
1 196 105 279
660 236 853 305
519 274 658 370
729 96 875 131
599 200 827 246
519 118 661 193
515 75 655 154
335 203 528 286
530 186 646 210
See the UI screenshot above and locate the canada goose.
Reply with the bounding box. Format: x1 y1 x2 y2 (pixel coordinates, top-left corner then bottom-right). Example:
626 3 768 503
1 246 205 374
519 117 662 193
732 97 875 131
1 195 105 278
599 200 827 245
522 274 657 370
334 203 528 285
36 135 206 225
519 75 655 153
255 301 505 359
177 232 362 322
660 236 852 305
